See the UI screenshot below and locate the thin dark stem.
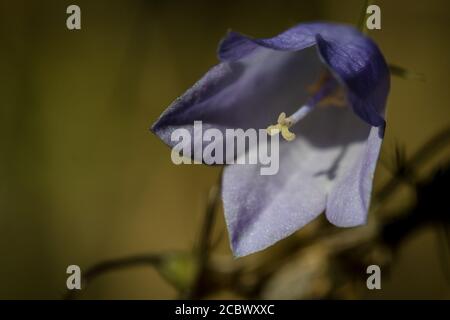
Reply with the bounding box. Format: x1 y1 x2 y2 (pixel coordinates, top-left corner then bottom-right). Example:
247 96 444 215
64 254 162 300
407 127 450 167
376 125 450 203
64 169 224 300
389 64 425 81
357 0 373 34
198 183 221 258
436 224 450 285
186 169 223 299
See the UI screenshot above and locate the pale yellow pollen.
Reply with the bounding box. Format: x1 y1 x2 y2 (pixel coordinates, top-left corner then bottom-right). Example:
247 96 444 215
266 112 296 141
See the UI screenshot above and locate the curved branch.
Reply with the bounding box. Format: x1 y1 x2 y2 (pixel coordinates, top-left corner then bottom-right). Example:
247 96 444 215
64 254 162 300
376 125 450 203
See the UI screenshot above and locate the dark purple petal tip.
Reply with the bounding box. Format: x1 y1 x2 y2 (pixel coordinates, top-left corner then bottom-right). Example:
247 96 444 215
218 22 390 127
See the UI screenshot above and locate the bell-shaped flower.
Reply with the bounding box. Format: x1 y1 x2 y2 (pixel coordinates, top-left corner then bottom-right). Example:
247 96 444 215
152 22 390 257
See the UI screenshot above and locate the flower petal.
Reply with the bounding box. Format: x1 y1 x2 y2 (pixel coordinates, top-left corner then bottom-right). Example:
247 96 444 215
222 105 374 257
218 22 390 127
152 46 323 162
325 125 384 227
222 144 327 258
315 34 389 127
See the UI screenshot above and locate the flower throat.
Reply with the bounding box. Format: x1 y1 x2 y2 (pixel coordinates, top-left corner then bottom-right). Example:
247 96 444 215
267 72 345 141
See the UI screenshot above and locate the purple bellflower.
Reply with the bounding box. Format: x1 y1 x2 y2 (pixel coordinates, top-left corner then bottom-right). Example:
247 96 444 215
152 22 390 257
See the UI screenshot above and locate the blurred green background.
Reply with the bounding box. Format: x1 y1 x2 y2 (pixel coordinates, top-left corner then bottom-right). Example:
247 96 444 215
0 0 449 299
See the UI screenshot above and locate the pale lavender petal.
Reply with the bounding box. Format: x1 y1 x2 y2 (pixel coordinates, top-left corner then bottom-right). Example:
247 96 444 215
152 46 324 162
325 125 384 226
223 106 372 257
222 144 327 257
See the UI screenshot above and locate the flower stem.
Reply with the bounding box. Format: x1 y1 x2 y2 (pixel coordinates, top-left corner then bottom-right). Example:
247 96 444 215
185 168 223 299
63 254 162 300
357 0 374 34
376 125 450 203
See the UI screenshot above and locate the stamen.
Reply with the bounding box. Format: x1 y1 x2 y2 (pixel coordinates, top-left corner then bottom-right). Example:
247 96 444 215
290 104 314 124
266 105 312 142
266 72 342 142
